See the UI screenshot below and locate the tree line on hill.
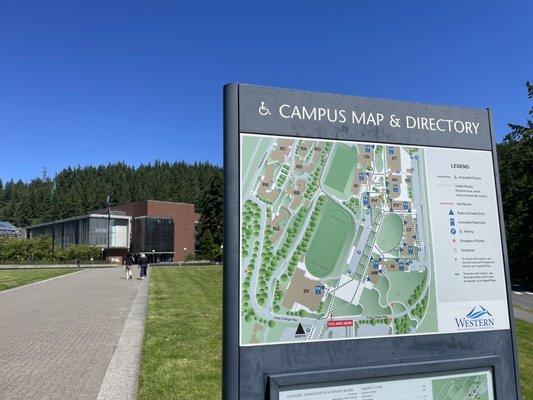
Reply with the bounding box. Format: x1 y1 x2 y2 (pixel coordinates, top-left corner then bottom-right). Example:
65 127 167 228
496 81 532 284
0 83 530 280
0 161 223 261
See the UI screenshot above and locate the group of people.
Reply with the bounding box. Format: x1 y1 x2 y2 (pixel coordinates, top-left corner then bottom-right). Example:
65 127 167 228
123 253 149 280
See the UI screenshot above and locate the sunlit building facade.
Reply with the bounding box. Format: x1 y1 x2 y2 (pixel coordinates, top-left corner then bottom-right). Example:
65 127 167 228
25 200 196 262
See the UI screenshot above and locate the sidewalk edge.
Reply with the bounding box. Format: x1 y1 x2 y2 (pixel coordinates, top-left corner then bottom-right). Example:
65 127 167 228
0 269 89 295
97 274 150 400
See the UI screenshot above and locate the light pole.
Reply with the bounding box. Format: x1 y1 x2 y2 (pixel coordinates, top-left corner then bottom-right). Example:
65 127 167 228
106 194 111 260
107 211 111 252
51 220 56 258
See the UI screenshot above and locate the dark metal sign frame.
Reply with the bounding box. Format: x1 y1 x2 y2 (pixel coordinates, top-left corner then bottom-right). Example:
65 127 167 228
223 83 521 400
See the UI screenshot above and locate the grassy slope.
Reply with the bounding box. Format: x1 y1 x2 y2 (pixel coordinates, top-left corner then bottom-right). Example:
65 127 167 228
139 266 532 400
0 268 78 292
138 267 222 400
516 319 533 399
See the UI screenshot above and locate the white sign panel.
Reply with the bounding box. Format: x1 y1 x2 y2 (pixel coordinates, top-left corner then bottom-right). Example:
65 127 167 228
279 370 494 400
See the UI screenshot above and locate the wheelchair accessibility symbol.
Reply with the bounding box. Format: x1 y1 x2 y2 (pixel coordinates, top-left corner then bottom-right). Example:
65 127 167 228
258 101 271 116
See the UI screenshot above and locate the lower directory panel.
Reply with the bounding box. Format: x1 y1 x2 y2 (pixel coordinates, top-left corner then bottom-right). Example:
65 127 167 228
278 369 494 400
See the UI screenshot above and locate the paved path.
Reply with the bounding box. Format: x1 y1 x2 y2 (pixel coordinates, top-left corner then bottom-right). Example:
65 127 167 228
0 268 142 400
512 290 533 324
98 273 149 400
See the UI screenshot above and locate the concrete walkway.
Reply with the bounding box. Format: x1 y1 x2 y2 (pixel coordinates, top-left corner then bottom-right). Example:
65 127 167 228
512 290 533 324
0 268 142 400
97 272 149 400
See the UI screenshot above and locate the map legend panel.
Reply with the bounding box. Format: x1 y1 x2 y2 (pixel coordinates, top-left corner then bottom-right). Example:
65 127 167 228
425 148 510 332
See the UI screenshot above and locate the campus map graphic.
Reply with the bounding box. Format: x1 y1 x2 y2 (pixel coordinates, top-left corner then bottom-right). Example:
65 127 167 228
432 374 490 400
240 133 438 345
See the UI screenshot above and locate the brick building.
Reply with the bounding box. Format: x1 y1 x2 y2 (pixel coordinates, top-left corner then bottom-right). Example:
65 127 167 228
112 200 198 262
26 200 198 263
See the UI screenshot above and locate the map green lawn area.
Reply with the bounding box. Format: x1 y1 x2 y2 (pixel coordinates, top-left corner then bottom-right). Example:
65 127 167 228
138 267 533 400
359 287 391 316
374 276 389 303
331 296 363 317
0 268 78 291
138 266 222 400
306 199 354 278
324 143 357 194
376 213 403 252
375 145 384 172
386 271 425 305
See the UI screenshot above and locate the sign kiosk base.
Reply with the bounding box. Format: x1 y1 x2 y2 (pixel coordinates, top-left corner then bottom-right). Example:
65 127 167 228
269 356 499 399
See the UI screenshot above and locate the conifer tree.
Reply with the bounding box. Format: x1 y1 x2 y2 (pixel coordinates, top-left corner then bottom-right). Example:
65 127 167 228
198 228 218 261
198 174 223 246
0 161 222 228
497 81 532 283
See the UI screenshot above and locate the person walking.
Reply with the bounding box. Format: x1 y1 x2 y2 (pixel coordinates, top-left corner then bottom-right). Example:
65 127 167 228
124 253 133 280
139 253 149 280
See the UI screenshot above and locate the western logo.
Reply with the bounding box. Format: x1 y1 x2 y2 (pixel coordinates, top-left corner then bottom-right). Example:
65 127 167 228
454 306 495 330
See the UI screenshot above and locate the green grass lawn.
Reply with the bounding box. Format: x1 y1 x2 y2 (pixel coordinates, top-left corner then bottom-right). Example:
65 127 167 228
0 268 79 292
138 266 532 400
138 266 222 400
516 318 533 399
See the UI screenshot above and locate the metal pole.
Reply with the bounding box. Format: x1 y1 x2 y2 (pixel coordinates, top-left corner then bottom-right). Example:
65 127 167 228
107 209 111 251
106 194 111 260
51 220 55 257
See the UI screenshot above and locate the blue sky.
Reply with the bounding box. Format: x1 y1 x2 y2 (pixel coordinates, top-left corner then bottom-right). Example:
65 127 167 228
1 0 531 182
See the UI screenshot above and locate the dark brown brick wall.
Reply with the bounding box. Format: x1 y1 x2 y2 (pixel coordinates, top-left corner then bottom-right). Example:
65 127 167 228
113 200 196 262
113 202 148 218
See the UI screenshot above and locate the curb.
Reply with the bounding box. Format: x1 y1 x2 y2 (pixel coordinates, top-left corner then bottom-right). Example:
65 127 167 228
0 264 115 270
513 305 533 324
97 273 150 400
0 269 89 295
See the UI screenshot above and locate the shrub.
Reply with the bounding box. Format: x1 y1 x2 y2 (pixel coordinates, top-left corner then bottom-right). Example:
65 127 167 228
0 236 101 263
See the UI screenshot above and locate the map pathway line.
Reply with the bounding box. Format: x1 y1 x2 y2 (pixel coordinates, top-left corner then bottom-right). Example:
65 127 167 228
0 267 140 400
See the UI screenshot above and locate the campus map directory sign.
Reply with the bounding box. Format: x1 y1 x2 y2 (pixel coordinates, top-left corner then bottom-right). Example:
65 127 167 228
224 84 520 400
